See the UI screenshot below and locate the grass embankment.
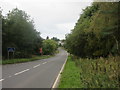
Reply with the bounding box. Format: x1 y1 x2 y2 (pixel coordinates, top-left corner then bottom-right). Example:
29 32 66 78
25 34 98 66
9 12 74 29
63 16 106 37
58 56 83 88
59 55 120 88
0 55 53 65
1 50 59 65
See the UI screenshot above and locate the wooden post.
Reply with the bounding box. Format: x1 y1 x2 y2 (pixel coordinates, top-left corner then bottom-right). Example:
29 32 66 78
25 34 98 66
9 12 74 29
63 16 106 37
13 51 14 59
8 51 9 60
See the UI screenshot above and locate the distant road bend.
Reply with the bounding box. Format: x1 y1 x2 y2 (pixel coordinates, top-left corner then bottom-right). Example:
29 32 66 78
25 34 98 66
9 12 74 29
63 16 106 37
2 48 68 88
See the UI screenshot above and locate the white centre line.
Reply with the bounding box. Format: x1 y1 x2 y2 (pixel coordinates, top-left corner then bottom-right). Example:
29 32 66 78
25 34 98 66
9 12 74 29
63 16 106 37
33 64 41 68
0 79 4 82
14 69 30 76
43 62 47 64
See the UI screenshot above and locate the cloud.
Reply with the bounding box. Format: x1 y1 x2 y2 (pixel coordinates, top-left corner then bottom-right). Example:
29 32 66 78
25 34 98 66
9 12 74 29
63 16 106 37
0 0 93 39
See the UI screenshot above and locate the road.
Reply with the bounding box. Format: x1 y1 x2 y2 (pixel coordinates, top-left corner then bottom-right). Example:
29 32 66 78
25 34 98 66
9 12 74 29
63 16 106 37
2 48 68 88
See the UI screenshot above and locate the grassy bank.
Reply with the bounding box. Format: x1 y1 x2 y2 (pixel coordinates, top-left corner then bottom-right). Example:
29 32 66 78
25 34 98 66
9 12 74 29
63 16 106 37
0 55 53 65
58 55 120 88
58 56 83 88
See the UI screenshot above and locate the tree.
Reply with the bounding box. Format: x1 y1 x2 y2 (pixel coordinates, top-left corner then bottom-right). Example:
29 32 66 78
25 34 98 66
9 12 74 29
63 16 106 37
42 39 58 55
2 8 42 59
51 37 60 42
65 2 120 58
46 36 49 39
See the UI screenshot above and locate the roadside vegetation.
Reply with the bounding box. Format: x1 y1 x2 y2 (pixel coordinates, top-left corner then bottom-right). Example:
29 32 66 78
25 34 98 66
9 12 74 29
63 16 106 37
42 39 58 55
60 2 120 88
0 55 53 65
59 55 120 88
76 56 120 88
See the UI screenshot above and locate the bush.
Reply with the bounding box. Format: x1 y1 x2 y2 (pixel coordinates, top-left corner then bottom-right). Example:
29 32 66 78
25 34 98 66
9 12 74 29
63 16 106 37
42 39 58 55
15 51 32 58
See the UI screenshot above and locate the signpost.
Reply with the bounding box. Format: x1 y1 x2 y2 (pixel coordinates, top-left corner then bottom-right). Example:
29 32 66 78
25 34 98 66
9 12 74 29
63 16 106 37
7 47 15 60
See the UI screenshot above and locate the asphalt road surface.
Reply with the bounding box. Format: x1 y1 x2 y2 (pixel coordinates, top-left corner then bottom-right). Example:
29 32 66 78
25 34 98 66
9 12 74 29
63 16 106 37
2 48 68 88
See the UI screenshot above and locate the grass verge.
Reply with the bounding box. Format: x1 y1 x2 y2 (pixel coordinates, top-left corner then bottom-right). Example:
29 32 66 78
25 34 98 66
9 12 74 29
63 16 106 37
58 56 83 88
0 55 53 65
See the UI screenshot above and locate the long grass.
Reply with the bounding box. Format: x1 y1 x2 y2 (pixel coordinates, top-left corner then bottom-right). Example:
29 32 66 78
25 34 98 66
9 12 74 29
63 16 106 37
74 56 120 88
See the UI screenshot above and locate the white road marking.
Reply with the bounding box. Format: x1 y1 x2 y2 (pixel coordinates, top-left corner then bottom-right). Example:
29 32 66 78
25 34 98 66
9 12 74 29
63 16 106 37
43 62 47 64
14 69 30 76
0 79 4 82
33 64 41 68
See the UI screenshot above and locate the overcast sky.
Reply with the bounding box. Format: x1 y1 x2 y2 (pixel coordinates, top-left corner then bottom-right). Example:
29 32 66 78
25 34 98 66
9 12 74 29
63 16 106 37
0 0 93 39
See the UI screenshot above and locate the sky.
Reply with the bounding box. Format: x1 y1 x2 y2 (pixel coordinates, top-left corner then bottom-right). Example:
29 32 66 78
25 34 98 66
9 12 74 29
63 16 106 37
0 0 93 39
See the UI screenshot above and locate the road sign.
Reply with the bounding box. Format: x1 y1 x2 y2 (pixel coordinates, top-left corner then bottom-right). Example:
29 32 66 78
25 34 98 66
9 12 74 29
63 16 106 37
7 47 15 52
7 47 15 60
39 48 42 54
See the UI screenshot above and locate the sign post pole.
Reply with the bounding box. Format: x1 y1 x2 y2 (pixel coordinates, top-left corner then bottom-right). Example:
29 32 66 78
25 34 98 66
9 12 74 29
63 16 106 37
7 47 15 59
13 51 14 59
8 51 9 60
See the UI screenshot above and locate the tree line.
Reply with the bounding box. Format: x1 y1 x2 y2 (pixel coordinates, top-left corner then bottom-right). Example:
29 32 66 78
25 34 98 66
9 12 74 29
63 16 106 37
1 8 58 59
65 2 120 58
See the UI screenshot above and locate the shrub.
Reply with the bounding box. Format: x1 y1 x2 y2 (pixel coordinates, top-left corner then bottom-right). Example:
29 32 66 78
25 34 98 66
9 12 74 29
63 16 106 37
42 39 58 55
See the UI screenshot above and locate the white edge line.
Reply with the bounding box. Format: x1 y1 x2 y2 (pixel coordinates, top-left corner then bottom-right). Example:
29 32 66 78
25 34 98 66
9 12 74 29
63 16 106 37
52 53 68 88
0 79 4 82
14 69 30 76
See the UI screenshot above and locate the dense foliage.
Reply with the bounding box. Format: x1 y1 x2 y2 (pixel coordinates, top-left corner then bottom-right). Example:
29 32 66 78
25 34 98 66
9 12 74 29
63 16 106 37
74 55 120 88
2 8 43 59
42 39 58 55
65 2 120 58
